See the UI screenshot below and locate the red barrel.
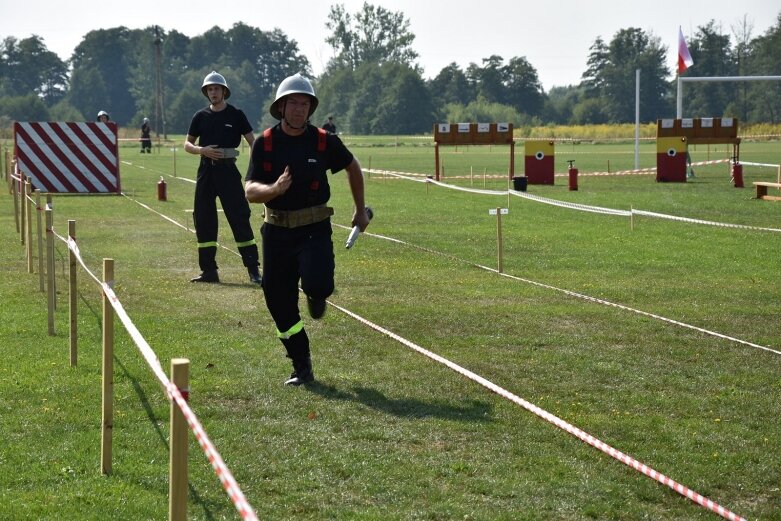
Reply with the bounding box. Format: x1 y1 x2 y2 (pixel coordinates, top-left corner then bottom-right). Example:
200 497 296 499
157 177 167 201
731 162 744 188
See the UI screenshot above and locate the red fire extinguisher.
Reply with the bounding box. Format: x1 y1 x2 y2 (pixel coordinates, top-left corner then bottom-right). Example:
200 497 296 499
157 176 167 201
731 158 744 188
567 160 578 191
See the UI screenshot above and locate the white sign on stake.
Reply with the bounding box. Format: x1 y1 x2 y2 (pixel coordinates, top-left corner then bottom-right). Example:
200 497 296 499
458 123 470 133
497 123 509 132
438 123 450 133
489 208 509 215
477 123 490 133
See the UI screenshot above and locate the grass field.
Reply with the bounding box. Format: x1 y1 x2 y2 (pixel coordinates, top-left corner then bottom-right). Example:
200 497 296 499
1 136 780 520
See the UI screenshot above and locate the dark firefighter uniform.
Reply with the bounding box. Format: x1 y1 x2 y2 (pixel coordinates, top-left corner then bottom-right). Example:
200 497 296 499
245 123 353 379
187 104 259 275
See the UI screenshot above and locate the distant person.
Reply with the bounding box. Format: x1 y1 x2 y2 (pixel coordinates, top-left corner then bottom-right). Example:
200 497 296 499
140 117 152 153
96 110 110 123
245 73 368 386
322 115 336 134
183 70 262 286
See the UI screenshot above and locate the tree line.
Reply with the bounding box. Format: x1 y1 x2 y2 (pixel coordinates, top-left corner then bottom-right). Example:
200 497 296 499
1 3 780 136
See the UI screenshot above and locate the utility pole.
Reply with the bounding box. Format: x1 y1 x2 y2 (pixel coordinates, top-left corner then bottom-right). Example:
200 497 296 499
153 26 166 140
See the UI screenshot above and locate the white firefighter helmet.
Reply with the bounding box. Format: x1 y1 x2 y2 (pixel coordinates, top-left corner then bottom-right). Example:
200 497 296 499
269 73 318 120
96 110 110 121
201 71 231 99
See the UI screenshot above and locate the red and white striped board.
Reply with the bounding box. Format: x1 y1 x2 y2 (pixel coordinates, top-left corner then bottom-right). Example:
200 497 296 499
13 121 121 193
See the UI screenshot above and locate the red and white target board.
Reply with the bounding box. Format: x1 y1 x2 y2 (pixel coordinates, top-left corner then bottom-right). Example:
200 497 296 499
14 121 121 193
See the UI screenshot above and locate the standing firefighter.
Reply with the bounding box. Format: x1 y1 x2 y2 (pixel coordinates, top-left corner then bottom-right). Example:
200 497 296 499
245 73 369 386
140 117 152 153
184 71 262 285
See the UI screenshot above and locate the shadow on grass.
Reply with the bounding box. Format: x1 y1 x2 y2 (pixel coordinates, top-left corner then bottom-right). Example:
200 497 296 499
115 356 217 520
307 381 493 422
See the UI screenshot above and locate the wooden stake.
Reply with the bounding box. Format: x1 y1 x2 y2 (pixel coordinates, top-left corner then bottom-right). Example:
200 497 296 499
35 190 44 292
25 180 33 273
69 220 77 367
12 167 20 234
20 174 26 245
169 358 190 521
496 208 504 273
101 258 115 475
46 207 55 336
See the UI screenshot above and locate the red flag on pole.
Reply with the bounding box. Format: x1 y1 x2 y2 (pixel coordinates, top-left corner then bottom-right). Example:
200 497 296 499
678 26 694 74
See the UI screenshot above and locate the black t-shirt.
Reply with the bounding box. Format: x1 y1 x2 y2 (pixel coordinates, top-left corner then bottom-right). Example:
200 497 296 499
187 104 252 148
245 123 354 211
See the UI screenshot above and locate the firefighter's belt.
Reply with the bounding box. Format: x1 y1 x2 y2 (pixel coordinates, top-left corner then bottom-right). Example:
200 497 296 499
263 205 334 228
203 157 237 166
220 148 239 158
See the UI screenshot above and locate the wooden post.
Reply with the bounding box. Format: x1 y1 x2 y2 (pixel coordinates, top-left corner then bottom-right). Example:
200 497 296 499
630 205 635 231
434 143 440 181
69 220 78 367
25 180 33 273
35 190 44 292
45 206 55 335
172 147 177 178
496 208 504 274
20 174 26 245
169 358 190 521
483 168 487 188
101 258 115 475
12 168 19 233
470 166 474 187
509 141 515 180
47 194 56 310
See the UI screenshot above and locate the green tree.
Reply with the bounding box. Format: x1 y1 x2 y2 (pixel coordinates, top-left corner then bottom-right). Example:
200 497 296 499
371 63 434 134
0 93 50 121
67 67 110 120
468 55 506 104
580 28 670 123
70 28 136 124
427 63 473 117
504 56 545 117
0 35 68 105
746 13 781 122
443 99 521 126
686 21 736 117
325 2 419 71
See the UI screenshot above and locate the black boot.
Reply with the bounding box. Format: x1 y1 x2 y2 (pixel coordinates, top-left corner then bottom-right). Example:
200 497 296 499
307 295 326 319
190 270 219 283
284 357 314 386
248 267 262 285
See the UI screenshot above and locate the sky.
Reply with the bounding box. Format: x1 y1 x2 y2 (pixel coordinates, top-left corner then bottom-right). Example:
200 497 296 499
1 0 778 91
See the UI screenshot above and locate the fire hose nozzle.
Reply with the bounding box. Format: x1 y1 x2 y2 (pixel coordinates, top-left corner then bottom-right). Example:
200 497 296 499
345 207 374 249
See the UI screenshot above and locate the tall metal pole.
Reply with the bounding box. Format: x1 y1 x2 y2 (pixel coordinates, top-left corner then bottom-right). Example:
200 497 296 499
153 26 166 140
634 69 640 170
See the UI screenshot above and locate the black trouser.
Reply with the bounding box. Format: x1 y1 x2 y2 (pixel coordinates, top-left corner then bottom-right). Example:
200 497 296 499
194 160 259 272
261 219 334 360
141 138 151 152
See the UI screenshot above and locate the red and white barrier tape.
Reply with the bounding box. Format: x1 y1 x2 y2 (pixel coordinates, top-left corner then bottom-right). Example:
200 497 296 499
47 228 258 520
366 168 780 233
115 192 765 519
328 300 746 521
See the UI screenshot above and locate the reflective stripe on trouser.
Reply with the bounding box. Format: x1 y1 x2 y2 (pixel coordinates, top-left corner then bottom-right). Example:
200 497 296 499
279 327 309 363
194 162 259 271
